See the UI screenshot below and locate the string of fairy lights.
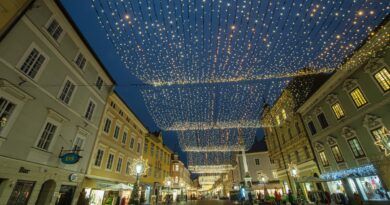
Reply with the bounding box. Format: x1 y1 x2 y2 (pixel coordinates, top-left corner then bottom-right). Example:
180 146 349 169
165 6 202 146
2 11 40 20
90 0 389 172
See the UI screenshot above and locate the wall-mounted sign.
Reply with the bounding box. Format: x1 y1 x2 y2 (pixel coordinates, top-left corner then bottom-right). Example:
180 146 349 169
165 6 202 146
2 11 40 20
60 153 81 164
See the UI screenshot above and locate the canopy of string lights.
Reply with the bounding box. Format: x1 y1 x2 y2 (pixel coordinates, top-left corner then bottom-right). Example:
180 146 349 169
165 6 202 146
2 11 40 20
91 0 389 170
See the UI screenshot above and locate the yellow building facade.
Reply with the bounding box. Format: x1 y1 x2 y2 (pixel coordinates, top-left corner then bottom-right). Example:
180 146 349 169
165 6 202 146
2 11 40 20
0 0 32 37
141 132 173 204
81 92 148 205
261 75 328 202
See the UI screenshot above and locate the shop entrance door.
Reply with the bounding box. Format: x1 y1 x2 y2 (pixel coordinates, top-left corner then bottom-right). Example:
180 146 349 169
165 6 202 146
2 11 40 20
55 185 76 205
7 180 35 205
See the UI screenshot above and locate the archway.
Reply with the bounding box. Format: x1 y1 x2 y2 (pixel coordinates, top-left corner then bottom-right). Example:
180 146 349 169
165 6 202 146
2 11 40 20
35 179 56 205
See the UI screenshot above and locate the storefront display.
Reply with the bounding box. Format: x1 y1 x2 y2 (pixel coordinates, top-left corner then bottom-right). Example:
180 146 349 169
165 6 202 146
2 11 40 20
355 175 388 201
327 180 345 194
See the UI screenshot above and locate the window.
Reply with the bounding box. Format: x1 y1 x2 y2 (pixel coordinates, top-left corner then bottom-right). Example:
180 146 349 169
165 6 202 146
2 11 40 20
304 146 310 159
307 121 317 135
137 142 141 153
255 159 260 165
317 113 329 129
84 100 95 120
103 118 111 133
295 122 301 134
349 88 367 108
295 151 300 162
94 149 104 167
331 145 344 163
144 141 148 154
275 115 280 125
126 160 131 175
96 77 104 90
374 68 390 91
371 127 388 151
282 109 287 119
46 19 63 40
106 153 114 170
113 125 120 140
75 53 86 70
122 132 127 144
116 157 123 172
36 122 57 150
130 137 135 149
348 138 365 158
331 103 345 119
174 164 179 171
287 154 291 163
318 151 329 166
151 144 154 155
73 136 84 151
59 80 75 104
20 48 46 79
0 97 16 133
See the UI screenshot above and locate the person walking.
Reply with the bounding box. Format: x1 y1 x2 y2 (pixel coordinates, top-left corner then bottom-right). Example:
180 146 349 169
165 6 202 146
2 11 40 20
274 190 281 205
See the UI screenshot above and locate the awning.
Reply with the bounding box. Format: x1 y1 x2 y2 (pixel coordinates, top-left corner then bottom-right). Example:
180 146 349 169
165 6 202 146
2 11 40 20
296 176 325 183
103 183 133 191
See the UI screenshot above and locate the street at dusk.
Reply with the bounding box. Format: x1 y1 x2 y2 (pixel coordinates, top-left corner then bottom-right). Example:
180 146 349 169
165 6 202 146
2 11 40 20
0 0 390 205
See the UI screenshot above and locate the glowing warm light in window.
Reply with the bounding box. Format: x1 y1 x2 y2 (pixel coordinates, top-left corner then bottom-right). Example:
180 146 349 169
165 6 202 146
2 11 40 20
374 68 390 91
331 103 345 119
349 88 367 108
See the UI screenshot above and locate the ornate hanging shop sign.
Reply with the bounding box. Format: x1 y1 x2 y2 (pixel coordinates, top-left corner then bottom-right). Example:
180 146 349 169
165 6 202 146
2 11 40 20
59 147 82 164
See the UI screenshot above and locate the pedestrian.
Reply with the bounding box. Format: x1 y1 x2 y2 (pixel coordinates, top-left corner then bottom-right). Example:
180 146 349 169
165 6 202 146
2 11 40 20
274 189 281 205
287 190 294 205
248 191 253 205
353 192 363 205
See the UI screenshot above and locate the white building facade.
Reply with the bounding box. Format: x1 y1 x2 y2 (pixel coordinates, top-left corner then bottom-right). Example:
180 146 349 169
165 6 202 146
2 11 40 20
0 0 114 204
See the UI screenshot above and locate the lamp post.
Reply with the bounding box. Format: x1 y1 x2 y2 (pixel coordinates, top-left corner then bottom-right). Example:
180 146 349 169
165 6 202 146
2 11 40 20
289 163 303 203
129 157 149 205
257 172 269 201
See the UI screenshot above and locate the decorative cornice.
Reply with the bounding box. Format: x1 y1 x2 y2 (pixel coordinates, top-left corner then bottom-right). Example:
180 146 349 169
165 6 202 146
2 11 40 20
363 58 387 74
342 79 358 91
314 141 324 151
327 136 337 145
325 94 338 105
363 114 383 129
341 126 357 139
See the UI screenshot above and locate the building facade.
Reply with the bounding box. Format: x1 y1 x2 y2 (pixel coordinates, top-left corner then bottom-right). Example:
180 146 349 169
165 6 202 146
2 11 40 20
261 74 328 202
171 154 192 201
0 0 114 204
0 0 32 38
81 92 147 205
298 21 390 204
235 139 281 195
141 132 173 204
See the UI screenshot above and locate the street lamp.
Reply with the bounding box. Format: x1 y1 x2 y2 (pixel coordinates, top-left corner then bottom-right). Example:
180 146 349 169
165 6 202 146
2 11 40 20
129 157 149 205
257 172 269 200
288 163 303 203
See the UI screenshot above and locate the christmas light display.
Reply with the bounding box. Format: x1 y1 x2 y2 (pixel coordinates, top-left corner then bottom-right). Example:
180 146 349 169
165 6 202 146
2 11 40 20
90 0 389 176
91 0 388 85
189 164 235 174
374 127 390 157
178 128 256 151
320 164 377 181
